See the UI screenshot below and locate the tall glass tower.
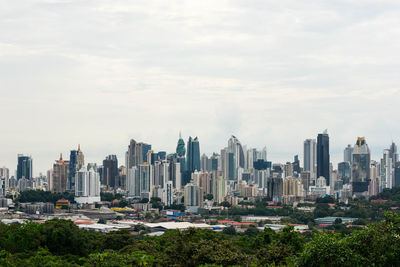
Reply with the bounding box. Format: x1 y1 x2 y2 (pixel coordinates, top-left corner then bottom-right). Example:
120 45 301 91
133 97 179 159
17 154 32 180
186 136 201 177
317 131 330 185
351 137 370 193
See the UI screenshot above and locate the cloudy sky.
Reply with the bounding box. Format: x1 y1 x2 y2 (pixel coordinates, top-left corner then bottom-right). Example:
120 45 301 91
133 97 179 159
1 0 400 175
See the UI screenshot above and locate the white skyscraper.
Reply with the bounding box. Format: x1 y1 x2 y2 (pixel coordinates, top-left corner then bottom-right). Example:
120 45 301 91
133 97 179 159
75 165 100 204
381 149 393 190
127 166 138 197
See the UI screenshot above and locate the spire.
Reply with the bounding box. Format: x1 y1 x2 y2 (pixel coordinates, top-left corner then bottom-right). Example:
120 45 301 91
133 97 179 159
59 153 63 162
179 131 182 139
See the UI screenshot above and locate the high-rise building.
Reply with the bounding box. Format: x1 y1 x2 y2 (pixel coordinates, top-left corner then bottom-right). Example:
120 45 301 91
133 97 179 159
0 167 9 180
344 144 353 163
338 162 351 184
283 177 304 205
176 133 186 157
267 176 283 202
127 139 137 168
127 166 139 197
351 137 371 193
102 155 118 189
69 145 84 191
317 131 330 185
303 139 316 178
17 154 32 180
51 154 69 193
75 165 100 204
293 155 301 175
228 135 245 172
184 182 202 208
186 136 201 178
168 161 181 190
209 153 219 171
127 139 152 168
201 154 208 172
381 149 393 190
260 146 267 161
390 142 398 165
300 171 311 194
213 175 227 204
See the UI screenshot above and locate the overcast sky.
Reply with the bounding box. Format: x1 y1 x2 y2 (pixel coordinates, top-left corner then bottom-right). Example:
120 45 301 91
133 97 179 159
1 0 400 175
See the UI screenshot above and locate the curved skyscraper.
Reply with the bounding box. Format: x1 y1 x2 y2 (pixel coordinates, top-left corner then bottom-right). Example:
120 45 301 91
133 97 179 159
228 135 245 169
176 133 186 157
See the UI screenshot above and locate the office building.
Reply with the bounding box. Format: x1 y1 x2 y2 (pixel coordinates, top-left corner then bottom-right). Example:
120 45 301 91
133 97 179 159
317 131 330 185
351 137 371 193
303 139 316 178
344 144 352 163
102 155 118 189
127 139 152 168
338 162 351 184
17 154 32 180
69 145 85 191
185 136 201 184
390 142 399 165
176 133 186 157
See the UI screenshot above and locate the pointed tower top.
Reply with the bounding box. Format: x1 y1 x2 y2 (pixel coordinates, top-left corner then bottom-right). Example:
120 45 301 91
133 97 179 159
59 153 63 162
179 131 182 139
78 144 81 152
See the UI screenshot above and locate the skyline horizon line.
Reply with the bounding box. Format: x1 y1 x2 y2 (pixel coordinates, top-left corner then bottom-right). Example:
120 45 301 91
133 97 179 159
2 132 398 177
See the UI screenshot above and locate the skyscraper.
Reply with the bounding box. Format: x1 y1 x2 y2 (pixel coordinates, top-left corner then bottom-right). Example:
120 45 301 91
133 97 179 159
338 162 351 184
344 144 353 163
292 155 301 174
75 165 100 204
303 139 316 178
317 131 330 185
176 133 186 157
127 139 152 168
17 154 32 180
102 155 118 189
389 142 398 165
127 139 137 168
351 137 371 193
186 136 201 177
381 149 393 190
51 154 69 193
69 145 84 191
0 167 9 179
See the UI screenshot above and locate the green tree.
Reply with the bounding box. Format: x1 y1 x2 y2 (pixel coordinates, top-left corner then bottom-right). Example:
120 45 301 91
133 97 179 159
204 194 213 201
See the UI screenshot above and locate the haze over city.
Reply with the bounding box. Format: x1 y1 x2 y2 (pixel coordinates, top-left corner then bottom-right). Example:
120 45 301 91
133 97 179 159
1 0 400 174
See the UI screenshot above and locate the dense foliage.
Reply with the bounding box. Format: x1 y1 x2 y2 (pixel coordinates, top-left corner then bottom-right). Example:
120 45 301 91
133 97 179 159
0 213 400 266
18 190 74 204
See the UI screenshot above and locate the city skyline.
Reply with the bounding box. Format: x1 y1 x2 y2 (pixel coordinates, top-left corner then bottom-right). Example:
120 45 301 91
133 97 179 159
1 1 400 174
1 132 399 176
